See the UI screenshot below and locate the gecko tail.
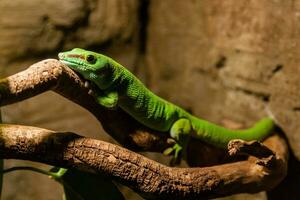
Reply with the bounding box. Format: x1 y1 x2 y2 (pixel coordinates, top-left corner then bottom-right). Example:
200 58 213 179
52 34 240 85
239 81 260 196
265 105 278 124
233 117 275 143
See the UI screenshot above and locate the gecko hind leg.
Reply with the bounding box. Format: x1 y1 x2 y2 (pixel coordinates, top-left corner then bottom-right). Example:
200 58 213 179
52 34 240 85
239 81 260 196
163 118 191 164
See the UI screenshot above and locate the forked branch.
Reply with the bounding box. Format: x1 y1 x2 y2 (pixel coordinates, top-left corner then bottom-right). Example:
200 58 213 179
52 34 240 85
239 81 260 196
0 60 289 199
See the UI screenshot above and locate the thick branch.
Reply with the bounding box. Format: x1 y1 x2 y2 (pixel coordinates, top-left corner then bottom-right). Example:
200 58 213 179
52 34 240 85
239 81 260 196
0 124 288 200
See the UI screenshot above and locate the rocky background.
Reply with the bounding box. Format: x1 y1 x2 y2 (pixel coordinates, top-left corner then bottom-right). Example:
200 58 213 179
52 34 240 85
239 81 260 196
0 0 300 199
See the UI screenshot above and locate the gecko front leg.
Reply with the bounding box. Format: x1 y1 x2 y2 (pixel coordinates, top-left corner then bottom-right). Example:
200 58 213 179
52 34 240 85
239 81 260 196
89 82 118 109
163 118 191 163
95 90 118 109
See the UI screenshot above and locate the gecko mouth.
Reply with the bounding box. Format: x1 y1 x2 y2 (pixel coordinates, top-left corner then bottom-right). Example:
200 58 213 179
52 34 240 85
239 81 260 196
67 65 94 93
58 59 90 83
58 55 95 94
59 60 90 73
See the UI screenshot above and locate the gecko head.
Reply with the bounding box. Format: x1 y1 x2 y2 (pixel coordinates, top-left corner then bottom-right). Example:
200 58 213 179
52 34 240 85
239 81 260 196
58 48 109 83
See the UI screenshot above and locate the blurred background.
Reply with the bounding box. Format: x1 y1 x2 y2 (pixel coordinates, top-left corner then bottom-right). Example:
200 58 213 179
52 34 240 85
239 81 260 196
1 0 300 199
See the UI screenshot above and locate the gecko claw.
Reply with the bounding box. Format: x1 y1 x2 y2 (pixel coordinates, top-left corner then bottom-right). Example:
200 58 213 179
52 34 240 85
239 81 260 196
84 81 90 88
88 89 94 95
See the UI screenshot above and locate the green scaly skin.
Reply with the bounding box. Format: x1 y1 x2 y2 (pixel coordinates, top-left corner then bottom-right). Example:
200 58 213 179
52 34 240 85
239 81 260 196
58 48 275 160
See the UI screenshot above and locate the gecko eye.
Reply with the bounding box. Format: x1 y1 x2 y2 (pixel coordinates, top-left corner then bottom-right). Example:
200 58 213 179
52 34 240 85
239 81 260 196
86 55 96 64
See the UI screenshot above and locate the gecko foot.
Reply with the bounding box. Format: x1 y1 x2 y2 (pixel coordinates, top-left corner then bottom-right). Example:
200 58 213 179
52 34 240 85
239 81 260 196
163 143 183 165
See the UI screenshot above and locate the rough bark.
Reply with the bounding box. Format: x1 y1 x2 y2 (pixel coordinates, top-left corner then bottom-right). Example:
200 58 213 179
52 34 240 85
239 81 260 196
0 124 288 200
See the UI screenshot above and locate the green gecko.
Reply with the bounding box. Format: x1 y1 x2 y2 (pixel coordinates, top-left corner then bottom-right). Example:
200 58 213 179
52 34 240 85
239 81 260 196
58 48 275 160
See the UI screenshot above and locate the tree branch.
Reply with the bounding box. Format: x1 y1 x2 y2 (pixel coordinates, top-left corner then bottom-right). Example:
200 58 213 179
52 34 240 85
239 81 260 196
0 124 288 199
0 60 289 198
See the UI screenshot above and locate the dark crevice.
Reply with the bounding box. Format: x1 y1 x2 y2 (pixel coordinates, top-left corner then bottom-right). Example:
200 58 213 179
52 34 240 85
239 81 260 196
138 0 150 55
215 56 227 69
134 0 150 85
293 107 300 112
234 87 270 102
272 64 283 74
